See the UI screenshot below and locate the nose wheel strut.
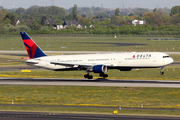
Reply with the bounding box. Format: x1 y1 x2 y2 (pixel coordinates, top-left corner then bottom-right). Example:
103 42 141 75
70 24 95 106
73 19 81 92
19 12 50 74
160 67 164 75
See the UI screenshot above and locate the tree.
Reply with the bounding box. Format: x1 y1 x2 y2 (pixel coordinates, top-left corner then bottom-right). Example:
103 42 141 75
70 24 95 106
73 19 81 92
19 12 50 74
129 15 142 20
115 8 120 16
37 7 47 14
134 8 149 16
161 15 171 24
29 19 39 30
35 25 42 30
3 18 12 24
142 12 162 24
15 7 26 15
170 6 180 16
0 9 8 33
4 13 16 25
153 8 157 12
47 6 66 17
0 9 8 20
41 15 47 26
77 15 83 24
171 14 180 24
83 17 90 25
19 21 26 25
25 5 39 15
93 7 101 12
72 4 78 20
65 13 73 20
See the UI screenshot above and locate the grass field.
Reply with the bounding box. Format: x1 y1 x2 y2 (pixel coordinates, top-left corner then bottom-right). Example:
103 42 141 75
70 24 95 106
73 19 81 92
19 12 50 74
0 85 180 110
1 36 180 52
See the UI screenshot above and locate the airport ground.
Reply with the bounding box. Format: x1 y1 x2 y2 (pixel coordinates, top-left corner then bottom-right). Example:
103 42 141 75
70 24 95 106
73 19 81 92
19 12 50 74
1 36 180 119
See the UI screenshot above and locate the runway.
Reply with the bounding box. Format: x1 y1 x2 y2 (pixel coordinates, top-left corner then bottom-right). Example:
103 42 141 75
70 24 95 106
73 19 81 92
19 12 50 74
0 111 180 120
0 78 180 88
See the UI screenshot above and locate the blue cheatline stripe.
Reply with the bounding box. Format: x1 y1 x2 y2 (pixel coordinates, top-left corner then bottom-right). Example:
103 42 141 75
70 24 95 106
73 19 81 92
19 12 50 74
24 43 33 58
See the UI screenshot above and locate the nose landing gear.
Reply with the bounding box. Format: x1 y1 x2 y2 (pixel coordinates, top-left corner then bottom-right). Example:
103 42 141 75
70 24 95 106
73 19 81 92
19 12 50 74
160 67 164 75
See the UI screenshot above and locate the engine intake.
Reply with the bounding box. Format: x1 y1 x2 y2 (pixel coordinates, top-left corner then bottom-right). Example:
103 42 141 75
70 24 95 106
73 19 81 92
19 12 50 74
92 65 108 73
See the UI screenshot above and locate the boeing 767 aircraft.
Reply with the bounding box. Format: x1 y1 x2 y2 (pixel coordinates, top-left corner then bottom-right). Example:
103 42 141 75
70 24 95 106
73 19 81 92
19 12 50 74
20 32 174 79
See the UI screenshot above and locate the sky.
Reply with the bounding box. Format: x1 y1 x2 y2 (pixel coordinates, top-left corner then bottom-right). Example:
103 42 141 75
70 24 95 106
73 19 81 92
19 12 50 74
1 0 180 9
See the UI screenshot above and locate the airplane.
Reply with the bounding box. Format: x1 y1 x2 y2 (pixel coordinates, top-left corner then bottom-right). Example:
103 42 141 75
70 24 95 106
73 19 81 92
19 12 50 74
20 32 174 79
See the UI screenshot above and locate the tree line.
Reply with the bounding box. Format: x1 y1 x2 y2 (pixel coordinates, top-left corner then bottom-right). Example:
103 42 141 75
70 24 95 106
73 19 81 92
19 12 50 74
0 5 180 35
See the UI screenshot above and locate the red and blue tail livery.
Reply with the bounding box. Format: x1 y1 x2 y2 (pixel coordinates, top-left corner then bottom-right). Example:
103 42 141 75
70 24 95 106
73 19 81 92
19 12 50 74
20 32 47 59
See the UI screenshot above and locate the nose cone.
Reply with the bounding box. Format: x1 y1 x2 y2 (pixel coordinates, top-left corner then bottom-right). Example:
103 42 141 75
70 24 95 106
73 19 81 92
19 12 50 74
168 57 174 64
170 57 174 63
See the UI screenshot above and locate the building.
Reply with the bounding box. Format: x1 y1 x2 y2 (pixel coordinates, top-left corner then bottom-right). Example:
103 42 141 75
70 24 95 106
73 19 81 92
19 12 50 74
63 20 78 28
132 20 147 26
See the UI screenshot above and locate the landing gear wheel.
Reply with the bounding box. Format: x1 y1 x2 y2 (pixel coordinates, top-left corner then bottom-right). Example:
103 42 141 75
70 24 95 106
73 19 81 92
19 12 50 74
99 73 108 78
160 71 164 75
84 74 93 79
103 74 108 78
88 75 93 79
84 74 88 78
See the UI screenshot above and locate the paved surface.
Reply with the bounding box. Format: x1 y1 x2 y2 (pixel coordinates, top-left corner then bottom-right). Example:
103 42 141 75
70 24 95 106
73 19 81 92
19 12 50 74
0 78 180 88
1 104 180 111
0 111 180 120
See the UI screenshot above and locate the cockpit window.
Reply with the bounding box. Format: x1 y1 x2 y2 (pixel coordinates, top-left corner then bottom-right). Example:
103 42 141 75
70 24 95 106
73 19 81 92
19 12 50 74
163 56 170 58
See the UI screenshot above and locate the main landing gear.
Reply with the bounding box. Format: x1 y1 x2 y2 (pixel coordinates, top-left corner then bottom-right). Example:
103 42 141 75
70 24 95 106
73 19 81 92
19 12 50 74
160 67 164 75
84 73 93 79
99 73 108 78
84 73 109 79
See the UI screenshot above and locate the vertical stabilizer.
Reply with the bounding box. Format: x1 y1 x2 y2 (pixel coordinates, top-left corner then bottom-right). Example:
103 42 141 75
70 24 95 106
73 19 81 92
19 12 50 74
20 32 47 59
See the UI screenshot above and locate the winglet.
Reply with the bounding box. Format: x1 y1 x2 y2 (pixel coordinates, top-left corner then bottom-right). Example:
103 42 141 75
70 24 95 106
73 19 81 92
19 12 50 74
20 32 47 59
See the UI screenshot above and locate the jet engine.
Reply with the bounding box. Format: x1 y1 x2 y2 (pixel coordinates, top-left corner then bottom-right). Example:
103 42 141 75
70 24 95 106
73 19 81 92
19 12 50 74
92 65 108 73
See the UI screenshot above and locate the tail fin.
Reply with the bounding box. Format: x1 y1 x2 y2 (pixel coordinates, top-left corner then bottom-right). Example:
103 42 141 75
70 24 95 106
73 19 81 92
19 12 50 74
20 32 47 59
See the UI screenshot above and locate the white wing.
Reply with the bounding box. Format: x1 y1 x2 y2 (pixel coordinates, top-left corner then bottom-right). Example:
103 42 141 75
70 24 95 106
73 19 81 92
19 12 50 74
50 61 113 68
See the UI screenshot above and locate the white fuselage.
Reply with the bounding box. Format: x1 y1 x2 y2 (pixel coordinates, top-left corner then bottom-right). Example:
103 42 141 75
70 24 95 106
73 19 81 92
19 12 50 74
26 52 173 70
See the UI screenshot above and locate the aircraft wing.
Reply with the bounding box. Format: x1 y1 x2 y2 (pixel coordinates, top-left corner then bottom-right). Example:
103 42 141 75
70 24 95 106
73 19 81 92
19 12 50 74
50 61 113 68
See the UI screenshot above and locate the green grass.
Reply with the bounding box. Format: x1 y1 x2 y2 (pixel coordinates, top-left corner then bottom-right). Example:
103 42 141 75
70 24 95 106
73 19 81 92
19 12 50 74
169 54 180 61
1 36 180 52
0 86 180 109
0 66 179 80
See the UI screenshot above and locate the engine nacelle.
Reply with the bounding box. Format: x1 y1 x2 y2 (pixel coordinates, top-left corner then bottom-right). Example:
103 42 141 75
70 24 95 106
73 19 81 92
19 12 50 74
92 65 108 73
119 68 132 71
